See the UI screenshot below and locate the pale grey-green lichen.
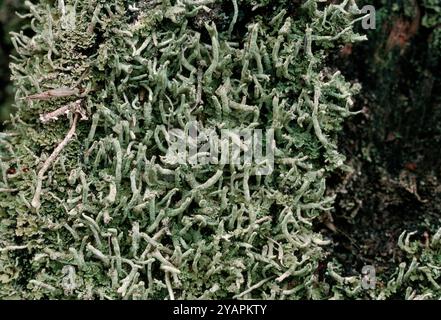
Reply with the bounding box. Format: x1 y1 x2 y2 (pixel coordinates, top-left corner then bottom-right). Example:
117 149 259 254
1 0 439 300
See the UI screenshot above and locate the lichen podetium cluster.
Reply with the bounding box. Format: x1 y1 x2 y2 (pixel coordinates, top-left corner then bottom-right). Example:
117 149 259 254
0 0 439 299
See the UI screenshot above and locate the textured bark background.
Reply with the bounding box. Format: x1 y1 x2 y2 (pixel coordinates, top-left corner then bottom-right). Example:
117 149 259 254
320 0 441 278
0 0 24 128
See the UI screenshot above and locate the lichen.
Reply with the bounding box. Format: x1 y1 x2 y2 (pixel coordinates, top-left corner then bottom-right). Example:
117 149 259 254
2 0 438 300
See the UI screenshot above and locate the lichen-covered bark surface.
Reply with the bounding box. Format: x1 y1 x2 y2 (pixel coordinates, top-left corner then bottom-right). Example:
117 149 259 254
0 0 440 300
0 0 365 299
322 0 441 299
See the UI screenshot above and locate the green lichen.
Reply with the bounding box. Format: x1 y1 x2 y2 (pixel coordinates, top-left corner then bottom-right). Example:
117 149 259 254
1 0 439 300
